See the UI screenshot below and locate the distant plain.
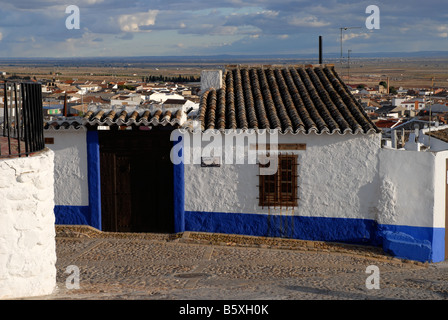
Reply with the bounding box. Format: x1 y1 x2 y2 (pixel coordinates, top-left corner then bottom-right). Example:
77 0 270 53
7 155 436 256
0 56 447 90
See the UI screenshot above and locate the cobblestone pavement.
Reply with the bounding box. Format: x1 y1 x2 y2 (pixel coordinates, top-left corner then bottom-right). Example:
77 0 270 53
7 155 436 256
24 226 448 301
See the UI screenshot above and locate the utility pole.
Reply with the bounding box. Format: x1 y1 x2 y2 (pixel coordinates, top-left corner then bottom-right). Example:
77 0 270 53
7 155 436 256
340 27 361 64
428 76 435 148
347 49 352 84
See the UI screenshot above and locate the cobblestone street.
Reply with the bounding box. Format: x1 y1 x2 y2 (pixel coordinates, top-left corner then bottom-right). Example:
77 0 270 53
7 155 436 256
24 226 448 301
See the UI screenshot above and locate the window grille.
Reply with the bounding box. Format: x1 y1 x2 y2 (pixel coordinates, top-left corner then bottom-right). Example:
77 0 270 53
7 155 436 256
259 154 298 208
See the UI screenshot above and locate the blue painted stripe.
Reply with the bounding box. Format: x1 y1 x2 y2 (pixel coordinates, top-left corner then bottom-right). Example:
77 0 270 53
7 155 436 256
86 131 101 230
172 135 185 233
377 224 445 263
431 228 445 262
54 205 90 225
185 211 378 244
184 211 445 262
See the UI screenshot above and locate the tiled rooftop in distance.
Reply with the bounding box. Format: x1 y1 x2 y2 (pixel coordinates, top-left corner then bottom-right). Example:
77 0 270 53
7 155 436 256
197 65 380 135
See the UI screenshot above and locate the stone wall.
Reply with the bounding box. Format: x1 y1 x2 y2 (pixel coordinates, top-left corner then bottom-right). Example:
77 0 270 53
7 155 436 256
0 148 56 299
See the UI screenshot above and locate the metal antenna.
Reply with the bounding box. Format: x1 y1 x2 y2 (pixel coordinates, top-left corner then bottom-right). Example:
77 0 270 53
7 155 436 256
340 27 361 64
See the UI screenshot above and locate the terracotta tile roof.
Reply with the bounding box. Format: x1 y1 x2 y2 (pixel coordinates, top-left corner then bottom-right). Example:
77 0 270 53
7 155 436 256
44 120 84 131
425 128 448 143
374 119 402 129
198 65 380 134
44 108 184 131
82 108 183 127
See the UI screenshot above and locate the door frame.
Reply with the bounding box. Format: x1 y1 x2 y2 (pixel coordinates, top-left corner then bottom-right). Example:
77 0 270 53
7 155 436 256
98 128 176 233
445 158 448 260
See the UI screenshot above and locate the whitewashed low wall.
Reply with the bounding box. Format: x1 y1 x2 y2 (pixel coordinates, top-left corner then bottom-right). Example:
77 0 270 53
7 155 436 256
0 149 56 299
376 148 448 262
378 148 438 228
44 130 88 207
44 129 91 226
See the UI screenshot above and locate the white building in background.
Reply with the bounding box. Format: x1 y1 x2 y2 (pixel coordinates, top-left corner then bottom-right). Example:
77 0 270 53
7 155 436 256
405 125 448 152
77 84 102 94
401 99 426 111
392 98 407 106
148 91 185 103
110 93 142 106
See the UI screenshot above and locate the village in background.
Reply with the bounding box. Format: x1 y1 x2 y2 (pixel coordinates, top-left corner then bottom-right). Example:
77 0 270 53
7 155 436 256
1 56 448 149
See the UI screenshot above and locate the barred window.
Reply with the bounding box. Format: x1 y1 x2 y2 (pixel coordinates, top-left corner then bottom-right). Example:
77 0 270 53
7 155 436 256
259 154 298 207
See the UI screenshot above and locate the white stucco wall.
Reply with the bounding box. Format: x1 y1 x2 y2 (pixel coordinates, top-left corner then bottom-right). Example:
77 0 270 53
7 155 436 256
0 149 56 299
184 132 382 220
433 150 448 229
378 149 437 228
378 148 448 229
183 131 448 231
44 129 88 206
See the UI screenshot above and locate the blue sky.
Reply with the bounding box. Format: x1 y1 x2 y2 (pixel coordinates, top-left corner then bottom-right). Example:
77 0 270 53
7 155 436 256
0 0 447 57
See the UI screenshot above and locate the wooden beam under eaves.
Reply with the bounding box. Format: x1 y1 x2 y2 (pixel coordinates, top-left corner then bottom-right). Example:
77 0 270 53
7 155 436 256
250 143 307 151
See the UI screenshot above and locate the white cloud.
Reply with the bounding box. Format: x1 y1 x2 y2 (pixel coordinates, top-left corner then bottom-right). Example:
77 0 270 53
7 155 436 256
0 0 448 57
287 15 330 27
118 10 158 32
342 32 372 41
211 26 239 35
437 25 448 37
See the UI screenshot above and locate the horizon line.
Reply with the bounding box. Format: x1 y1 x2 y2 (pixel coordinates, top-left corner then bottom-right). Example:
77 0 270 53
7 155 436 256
1 50 448 60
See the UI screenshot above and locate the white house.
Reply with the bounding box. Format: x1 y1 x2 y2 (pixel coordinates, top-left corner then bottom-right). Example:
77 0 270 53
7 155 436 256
392 98 406 107
110 93 142 106
44 65 448 263
77 83 102 94
405 124 448 152
419 90 433 96
148 91 185 103
177 66 447 263
401 99 425 111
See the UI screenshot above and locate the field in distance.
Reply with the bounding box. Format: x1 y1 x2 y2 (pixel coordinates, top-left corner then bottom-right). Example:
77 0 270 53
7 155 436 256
0 56 446 89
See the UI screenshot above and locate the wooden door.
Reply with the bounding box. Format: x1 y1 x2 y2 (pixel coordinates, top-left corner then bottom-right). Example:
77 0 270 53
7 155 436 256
100 153 117 232
99 129 174 233
115 155 132 232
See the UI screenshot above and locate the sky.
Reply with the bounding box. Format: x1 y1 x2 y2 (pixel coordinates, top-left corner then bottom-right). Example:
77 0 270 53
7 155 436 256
0 0 447 58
